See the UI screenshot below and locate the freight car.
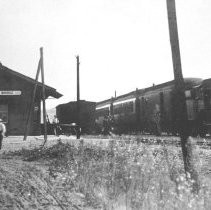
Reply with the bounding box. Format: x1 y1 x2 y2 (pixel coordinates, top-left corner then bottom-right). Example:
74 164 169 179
56 100 96 134
96 78 211 137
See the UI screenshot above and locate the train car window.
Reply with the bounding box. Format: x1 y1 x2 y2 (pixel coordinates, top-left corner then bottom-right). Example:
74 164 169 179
160 92 164 114
141 97 145 114
113 101 134 114
197 100 204 111
96 108 109 118
113 104 122 114
124 101 134 113
204 89 211 109
194 88 203 100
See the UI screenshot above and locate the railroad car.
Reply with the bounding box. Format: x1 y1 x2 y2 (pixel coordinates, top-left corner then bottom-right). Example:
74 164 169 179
56 100 96 134
96 78 211 137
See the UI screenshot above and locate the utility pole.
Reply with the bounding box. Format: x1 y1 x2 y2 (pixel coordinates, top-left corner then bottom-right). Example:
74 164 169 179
23 48 48 143
110 97 114 116
166 0 184 86
23 59 41 141
40 47 47 144
76 55 80 139
135 88 140 132
166 0 198 191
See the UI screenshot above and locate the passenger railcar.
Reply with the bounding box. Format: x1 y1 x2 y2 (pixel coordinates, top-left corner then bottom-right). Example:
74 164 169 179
96 78 211 136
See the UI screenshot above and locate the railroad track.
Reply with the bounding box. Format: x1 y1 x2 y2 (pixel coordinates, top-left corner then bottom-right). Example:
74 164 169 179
83 134 211 148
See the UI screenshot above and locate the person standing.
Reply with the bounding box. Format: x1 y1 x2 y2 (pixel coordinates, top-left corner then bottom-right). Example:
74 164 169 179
52 115 59 136
153 104 161 136
0 119 6 150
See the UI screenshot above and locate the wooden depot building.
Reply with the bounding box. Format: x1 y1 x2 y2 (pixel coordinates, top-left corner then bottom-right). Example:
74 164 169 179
0 63 62 135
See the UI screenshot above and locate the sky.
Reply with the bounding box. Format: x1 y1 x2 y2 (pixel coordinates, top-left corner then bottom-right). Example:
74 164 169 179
0 0 211 109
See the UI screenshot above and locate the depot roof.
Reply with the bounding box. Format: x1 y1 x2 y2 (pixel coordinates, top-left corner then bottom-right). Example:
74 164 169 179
0 63 62 99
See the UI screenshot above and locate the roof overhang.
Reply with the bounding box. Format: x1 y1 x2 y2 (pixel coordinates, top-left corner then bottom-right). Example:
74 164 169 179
1 64 63 99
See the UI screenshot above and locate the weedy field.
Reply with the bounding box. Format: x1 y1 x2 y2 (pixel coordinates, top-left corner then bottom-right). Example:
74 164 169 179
0 136 211 210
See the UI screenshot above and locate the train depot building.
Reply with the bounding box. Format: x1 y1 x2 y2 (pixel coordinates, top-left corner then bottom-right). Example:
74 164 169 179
0 63 62 135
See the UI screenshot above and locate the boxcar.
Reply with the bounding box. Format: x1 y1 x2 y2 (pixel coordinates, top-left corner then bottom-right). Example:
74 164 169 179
56 100 96 134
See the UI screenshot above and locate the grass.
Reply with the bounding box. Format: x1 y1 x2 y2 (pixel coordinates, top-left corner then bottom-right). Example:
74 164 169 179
1 137 211 209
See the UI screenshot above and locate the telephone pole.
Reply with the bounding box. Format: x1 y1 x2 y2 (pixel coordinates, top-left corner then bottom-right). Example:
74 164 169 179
23 59 41 141
166 0 198 191
76 55 80 139
40 47 48 144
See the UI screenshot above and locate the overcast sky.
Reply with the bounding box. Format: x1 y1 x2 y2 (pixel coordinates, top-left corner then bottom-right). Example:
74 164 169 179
0 0 211 109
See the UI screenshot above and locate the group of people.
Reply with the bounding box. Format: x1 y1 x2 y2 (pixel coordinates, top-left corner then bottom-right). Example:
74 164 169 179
0 114 82 150
52 115 81 137
102 115 115 135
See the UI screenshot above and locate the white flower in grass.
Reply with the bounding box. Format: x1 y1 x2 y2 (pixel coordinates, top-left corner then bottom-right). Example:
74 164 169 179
186 172 191 179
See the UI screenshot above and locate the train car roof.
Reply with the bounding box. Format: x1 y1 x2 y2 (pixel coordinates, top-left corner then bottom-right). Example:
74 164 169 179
56 100 96 109
97 78 202 106
201 78 211 89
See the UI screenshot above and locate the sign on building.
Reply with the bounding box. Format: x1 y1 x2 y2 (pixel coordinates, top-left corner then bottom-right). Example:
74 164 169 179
0 91 21 95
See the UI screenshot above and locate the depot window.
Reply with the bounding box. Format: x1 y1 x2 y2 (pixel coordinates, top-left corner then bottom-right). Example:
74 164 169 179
0 104 8 123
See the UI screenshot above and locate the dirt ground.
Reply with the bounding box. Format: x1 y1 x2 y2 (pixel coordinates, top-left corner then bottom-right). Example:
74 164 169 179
1 135 72 152
0 136 92 210
0 135 211 210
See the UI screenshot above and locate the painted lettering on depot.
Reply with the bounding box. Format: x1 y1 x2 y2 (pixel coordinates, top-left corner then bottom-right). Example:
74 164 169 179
0 90 21 95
